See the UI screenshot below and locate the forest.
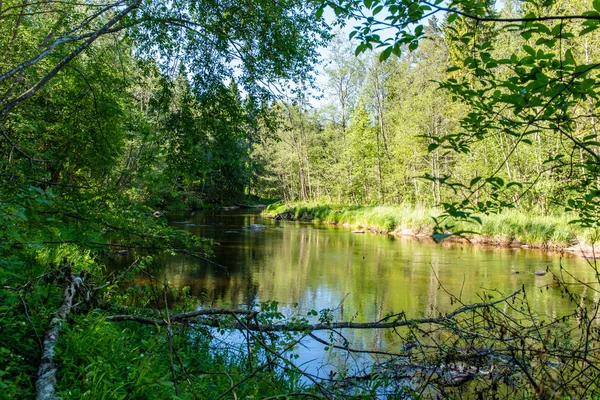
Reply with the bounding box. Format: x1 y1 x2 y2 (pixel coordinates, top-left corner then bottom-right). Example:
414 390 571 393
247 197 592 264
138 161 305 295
4 0 600 398
261 1 600 250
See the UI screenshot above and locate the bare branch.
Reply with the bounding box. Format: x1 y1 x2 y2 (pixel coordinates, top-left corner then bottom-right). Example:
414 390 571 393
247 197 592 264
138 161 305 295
106 308 258 325
422 1 600 23
107 290 521 332
0 0 142 119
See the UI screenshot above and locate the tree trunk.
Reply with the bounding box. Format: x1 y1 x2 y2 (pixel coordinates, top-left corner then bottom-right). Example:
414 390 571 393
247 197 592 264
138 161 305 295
36 275 84 400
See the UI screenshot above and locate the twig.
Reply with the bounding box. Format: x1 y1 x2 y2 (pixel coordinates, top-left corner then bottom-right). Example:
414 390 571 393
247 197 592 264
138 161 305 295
308 332 408 358
19 291 43 353
93 259 139 292
261 394 323 399
163 280 179 396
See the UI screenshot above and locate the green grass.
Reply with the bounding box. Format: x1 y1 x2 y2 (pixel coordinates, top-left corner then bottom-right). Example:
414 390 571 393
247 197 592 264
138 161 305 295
264 202 594 248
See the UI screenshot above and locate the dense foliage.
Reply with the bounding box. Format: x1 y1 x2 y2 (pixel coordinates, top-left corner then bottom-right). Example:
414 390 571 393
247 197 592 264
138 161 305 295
5 0 600 397
0 0 329 396
257 0 600 239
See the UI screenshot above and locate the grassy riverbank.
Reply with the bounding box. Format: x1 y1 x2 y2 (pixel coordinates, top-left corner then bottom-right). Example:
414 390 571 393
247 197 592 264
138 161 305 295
264 203 596 250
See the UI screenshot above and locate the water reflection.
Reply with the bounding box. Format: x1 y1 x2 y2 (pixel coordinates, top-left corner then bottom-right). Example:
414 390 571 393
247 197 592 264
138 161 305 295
110 209 596 364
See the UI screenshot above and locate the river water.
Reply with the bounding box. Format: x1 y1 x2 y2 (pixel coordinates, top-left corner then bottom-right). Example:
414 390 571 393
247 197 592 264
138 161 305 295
155 209 592 315
111 208 597 378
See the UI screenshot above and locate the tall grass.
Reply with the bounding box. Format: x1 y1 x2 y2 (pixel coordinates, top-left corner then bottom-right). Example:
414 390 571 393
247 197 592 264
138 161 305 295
264 202 592 248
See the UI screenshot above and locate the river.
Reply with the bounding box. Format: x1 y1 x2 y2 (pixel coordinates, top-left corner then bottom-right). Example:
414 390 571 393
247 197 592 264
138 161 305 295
110 208 596 379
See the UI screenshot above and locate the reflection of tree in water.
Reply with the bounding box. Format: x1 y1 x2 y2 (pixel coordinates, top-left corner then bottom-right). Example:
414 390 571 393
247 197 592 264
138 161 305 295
141 212 594 362
100 211 600 397
155 211 272 306
167 212 589 315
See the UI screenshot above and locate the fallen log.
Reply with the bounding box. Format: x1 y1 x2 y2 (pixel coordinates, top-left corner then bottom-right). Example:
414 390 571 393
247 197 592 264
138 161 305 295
35 275 83 400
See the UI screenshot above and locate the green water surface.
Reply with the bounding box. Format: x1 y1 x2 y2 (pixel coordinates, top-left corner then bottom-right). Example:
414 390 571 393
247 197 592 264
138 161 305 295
137 210 593 319
111 209 595 364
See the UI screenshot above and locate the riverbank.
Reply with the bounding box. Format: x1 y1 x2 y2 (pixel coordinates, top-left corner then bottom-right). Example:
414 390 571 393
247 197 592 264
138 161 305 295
263 203 598 255
162 195 275 212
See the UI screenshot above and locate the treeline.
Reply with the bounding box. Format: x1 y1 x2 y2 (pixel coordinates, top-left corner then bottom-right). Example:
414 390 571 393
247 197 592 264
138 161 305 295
257 0 600 216
0 0 327 211
0 0 328 396
2 50 271 208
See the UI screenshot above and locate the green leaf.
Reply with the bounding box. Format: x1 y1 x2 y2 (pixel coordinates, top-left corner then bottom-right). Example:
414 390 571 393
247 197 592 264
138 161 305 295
470 216 482 225
355 43 366 56
379 47 392 62
583 10 600 17
14 209 28 221
523 45 536 57
564 49 575 65
521 30 532 40
432 233 452 243
581 79 596 90
580 25 599 36
428 143 439 152
316 7 324 19
470 177 483 186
